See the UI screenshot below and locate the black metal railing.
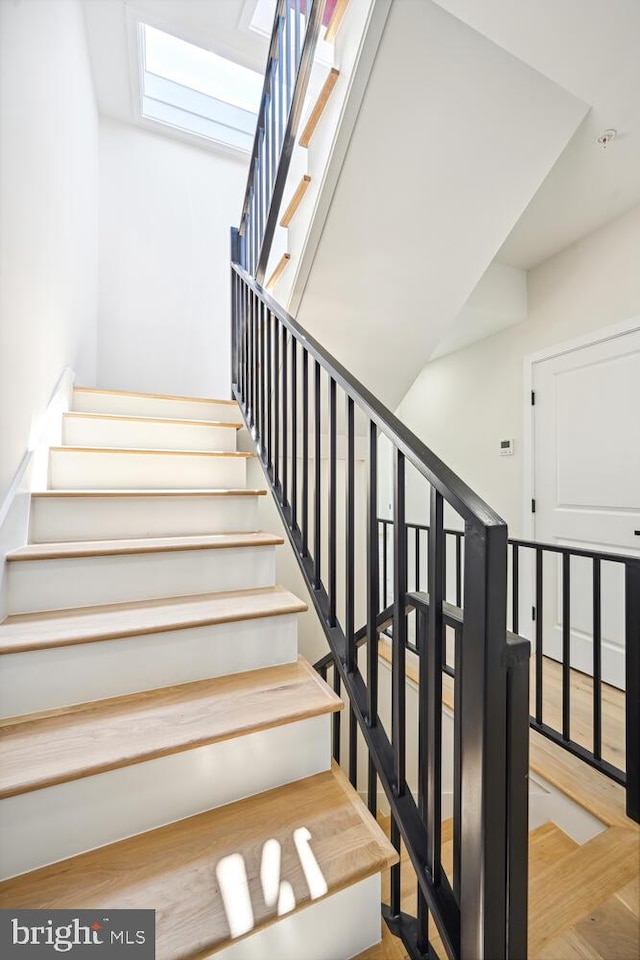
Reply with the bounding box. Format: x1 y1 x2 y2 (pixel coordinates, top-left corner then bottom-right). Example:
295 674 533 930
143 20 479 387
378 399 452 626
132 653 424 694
377 518 640 824
230 259 530 960
238 0 326 283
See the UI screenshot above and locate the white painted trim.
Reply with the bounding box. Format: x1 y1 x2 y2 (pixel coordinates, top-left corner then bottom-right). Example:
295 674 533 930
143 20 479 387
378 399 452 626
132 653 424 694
522 315 640 540
289 0 393 316
0 367 75 619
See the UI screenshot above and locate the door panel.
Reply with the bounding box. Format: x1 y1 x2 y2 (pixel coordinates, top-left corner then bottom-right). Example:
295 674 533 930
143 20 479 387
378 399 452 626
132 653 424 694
533 328 640 689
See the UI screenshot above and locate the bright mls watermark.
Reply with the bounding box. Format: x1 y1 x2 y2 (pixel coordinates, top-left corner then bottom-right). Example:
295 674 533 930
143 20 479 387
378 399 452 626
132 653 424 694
0 910 155 958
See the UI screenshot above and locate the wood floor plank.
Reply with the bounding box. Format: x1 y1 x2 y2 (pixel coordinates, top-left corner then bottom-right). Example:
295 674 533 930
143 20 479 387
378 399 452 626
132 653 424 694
0 658 340 798
528 827 640 954
529 821 579 875
7 531 282 562
573 895 640 960
0 585 305 655
0 766 398 960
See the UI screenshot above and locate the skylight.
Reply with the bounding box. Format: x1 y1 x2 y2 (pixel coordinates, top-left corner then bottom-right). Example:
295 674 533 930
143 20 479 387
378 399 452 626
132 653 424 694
139 24 262 152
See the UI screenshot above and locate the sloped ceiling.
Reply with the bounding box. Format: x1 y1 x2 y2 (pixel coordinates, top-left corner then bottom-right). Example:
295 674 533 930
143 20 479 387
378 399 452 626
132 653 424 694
296 0 587 408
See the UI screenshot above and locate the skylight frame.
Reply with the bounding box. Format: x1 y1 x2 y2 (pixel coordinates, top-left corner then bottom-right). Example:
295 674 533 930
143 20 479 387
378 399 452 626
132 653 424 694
134 21 263 155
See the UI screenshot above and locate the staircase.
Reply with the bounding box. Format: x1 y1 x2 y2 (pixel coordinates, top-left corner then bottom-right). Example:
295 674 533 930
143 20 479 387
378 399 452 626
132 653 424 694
0 386 397 959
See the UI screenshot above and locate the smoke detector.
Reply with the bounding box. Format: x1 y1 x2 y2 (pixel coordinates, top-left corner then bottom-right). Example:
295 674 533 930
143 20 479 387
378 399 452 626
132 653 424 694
597 129 617 149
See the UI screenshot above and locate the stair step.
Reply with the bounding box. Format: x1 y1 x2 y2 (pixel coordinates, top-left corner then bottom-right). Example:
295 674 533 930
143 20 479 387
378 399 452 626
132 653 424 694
29 489 267 542
6 533 281 614
0 657 339 799
325 0 349 42
528 821 579 875
63 412 241 452
48 446 251 490
0 660 341 878
0 586 305 717
0 765 397 958
73 386 242 423
299 68 340 147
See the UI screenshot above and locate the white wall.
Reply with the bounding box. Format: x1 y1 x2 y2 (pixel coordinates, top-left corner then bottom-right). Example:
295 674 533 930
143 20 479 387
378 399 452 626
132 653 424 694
0 0 99 503
98 118 248 399
394 203 640 536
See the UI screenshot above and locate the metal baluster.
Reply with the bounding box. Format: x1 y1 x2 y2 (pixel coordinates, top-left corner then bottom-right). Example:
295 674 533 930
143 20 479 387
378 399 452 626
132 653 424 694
592 558 602 761
295 0 301 69
367 422 379 726
367 757 377 818
456 532 462 608
512 543 519 634
291 337 298 528
535 548 543 724
259 301 266 455
301 348 309 555
333 667 341 763
328 378 337 625
266 310 273 473
625 562 640 822
415 526 420 592
562 553 571 741
313 360 321 589
382 520 388 609
270 60 277 189
282 325 288 506
278 16 284 151
349 707 357 787
345 396 355 671
273 317 280 490
453 623 462 902
392 450 406 794
427 488 443 883
285 0 292 111
390 817 401 917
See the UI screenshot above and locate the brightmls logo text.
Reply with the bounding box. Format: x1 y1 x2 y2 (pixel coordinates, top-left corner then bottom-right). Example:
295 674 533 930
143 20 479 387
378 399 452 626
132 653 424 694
0 910 155 958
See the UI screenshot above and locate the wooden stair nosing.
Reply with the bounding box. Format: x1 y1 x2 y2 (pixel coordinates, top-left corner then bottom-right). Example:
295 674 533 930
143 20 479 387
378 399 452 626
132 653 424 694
0 766 398 960
325 0 350 43
50 446 252 458
7 531 283 563
0 657 341 799
266 253 291 289
280 175 312 227
74 386 239 407
299 68 340 148
31 489 267 499
0 585 307 655
64 411 243 429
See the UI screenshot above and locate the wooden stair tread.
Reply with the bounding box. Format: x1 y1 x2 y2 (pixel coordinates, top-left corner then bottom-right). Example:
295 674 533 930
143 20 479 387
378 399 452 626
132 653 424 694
0 657 339 798
74 387 239 406
0 765 398 959
64 411 242 428
0 585 306 655
299 68 340 147
7 531 282 562
50 446 252 457
31 489 267 498
325 0 349 43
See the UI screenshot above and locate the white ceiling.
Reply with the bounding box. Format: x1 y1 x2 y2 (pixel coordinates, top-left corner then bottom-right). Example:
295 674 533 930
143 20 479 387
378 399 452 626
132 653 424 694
432 0 640 269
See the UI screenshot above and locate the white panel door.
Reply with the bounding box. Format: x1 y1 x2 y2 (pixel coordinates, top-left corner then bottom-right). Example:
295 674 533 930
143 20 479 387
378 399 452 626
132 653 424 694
533 328 640 689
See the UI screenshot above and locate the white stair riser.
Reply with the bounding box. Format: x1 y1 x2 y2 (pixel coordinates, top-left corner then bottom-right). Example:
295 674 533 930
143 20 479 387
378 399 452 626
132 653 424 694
49 450 248 490
73 392 242 423
0 614 298 717
0 715 331 879
216 875 382 960
8 546 276 613
63 417 238 452
30 495 261 542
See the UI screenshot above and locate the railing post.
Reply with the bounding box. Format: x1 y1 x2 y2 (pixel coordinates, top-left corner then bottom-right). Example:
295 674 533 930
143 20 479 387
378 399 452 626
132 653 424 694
460 521 511 959
625 562 640 822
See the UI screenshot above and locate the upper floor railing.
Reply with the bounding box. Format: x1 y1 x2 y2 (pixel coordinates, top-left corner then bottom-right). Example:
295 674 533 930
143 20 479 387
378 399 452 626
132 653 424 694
376 518 639 823
238 0 326 283
229 258 530 960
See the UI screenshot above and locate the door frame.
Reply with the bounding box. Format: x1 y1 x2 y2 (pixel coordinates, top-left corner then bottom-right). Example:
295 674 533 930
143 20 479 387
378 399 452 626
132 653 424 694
522 315 640 541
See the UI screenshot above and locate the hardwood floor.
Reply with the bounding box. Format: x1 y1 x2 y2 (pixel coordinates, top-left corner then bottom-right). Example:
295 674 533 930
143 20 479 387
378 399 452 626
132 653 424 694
358 645 637 959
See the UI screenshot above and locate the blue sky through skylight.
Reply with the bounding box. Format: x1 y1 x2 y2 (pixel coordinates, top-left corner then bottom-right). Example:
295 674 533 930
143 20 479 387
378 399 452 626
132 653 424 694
143 25 263 115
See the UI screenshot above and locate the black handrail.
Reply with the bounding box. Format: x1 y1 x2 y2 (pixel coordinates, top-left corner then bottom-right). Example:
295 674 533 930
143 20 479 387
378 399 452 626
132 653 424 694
229 257 530 960
238 0 326 283
375 517 640 823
